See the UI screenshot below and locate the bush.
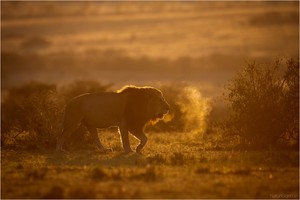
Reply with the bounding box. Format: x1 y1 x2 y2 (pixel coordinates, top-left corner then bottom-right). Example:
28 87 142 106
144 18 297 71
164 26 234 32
223 58 299 149
1 82 62 148
1 80 112 149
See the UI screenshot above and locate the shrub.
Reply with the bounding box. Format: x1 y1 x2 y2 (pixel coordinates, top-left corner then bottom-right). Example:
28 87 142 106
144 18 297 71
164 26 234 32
1 80 112 149
223 58 299 149
1 82 62 147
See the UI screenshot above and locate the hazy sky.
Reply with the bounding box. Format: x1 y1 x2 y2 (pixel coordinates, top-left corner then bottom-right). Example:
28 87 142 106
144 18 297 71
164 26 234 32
2 1 299 96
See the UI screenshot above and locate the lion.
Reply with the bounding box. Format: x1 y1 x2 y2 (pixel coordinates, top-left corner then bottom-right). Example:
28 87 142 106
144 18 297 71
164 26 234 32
56 85 170 153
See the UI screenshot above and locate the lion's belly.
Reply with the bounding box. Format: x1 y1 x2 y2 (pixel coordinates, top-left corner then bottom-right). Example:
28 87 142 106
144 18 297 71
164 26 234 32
83 110 122 128
79 93 126 128
83 115 120 128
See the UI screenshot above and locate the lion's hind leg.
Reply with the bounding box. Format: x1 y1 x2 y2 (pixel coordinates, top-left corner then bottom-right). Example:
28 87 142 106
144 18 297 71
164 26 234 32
56 115 82 153
56 125 79 153
85 126 112 153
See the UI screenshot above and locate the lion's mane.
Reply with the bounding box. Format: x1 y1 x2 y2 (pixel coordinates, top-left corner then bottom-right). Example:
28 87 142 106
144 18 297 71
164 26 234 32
118 85 163 132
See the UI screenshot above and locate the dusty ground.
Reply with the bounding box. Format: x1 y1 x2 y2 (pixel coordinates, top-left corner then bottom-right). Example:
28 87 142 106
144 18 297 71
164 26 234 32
1 132 299 199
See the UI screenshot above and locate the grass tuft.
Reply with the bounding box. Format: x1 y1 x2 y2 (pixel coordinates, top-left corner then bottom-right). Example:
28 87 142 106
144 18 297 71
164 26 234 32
68 187 96 199
130 165 161 182
170 152 185 165
43 185 65 199
89 167 108 181
170 152 196 165
147 154 167 165
110 169 123 181
229 168 251 176
195 167 210 174
26 168 47 181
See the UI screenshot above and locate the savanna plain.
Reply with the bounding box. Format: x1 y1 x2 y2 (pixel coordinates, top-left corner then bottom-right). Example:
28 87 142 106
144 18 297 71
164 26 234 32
2 132 299 199
1 1 299 199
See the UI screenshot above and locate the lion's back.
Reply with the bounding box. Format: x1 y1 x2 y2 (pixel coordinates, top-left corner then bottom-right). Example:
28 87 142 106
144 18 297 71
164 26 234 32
65 92 126 128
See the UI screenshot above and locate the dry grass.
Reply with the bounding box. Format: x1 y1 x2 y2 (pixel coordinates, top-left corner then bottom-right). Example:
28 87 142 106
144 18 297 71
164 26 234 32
1 132 299 199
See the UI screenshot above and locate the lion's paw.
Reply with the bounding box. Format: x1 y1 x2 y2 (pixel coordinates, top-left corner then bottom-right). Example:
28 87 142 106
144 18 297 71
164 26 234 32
124 149 134 154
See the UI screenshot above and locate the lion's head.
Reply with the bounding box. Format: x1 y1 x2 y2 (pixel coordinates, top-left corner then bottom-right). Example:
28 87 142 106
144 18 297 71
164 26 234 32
144 87 170 120
118 85 169 130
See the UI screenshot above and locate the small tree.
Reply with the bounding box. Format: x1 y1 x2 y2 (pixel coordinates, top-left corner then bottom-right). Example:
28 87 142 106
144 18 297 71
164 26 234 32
224 58 299 149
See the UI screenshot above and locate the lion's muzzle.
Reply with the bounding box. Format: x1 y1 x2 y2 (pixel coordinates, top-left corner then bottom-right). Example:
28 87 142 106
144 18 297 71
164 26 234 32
157 104 170 119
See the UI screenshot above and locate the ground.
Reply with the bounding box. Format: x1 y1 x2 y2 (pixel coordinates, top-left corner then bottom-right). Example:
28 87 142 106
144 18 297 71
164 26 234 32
1 132 299 199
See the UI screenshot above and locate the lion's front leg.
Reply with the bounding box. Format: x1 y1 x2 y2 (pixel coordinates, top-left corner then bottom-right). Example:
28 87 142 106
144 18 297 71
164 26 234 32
119 126 134 153
131 131 148 153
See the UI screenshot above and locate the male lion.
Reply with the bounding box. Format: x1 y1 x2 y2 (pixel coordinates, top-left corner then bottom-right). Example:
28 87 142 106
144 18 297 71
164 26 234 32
56 85 169 153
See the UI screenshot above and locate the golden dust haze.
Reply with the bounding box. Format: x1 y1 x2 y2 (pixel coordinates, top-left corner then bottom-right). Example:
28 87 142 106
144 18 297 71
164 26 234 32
2 1 299 97
175 86 211 134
